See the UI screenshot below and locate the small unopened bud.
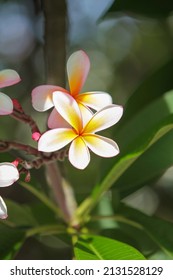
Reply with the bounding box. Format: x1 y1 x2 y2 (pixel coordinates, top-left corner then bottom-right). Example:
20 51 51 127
11 158 20 167
32 132 41 141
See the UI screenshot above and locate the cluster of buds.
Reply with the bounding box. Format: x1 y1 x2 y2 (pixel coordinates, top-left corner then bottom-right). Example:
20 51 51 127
0 50 123 219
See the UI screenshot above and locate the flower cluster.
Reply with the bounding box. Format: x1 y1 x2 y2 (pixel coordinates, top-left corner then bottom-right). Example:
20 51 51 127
32 50 123 169
0 50 123 219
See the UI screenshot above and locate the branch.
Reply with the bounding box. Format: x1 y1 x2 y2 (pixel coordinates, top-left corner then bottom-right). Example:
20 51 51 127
42 0 77 224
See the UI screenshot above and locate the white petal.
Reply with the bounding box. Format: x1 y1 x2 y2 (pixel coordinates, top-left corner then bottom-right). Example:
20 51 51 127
32 85 68 111
0 92 13 115
69 136 90 169
38 128 77 152
0 163 19 187
78 102 93 127
0 69 21 88
84 105 123 133
83 134 119 157
67 50 90 96
77 91 112 110
47 108 71 129
53 91 82 132
0 196 7 219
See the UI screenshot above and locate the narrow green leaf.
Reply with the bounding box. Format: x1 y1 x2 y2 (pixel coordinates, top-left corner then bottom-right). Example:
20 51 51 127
111 90 173 196
117 59 173 130
74 235 145 260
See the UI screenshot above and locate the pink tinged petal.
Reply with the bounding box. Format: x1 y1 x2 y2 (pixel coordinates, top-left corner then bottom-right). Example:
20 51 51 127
67 50 90 96
38 128 77 152
77 91 112 110
47 108 71 129
31 85 69 112
0 163 19 187
53 91 82 132
83 105 123 134
69 136 90 169
83 134 119 157
0 69 21 88
0 92 13 115
0 196 7 219
78 102 93 127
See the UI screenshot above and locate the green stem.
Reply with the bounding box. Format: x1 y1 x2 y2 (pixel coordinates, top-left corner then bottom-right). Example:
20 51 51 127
91 215 143 230
19 181 61 216
26 224 66 238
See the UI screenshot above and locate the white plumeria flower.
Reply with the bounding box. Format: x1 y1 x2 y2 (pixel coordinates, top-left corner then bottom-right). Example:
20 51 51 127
0 69 21 115
0 162 19 219
32 50 112 128
38 91 123 169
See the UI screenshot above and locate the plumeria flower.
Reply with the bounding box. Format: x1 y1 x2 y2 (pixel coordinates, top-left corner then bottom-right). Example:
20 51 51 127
0 162 19 219
38 91 123 169
0 69 21 115
32 50 112 128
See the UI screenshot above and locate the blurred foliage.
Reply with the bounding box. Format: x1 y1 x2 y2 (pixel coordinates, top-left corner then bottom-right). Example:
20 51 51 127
104 0 173 18
1 0 173 260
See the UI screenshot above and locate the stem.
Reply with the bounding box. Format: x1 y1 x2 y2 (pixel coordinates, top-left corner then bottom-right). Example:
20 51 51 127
0 140 41 156
46 163 71 223
43 0 67 85
42 0 77 224
26 224 66 238
11 103 41 135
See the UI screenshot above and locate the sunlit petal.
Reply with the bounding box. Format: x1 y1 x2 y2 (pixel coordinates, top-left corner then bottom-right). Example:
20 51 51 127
48 108 71 129
0 69 21 88
84 105 123 133
78 102 93 127
77 91 112 110
0 196 7 219
0 92 13 115
53 91 82 132
69 136 90 169
0 163 19 187
32 85 69 111
67 50 90 96
38 128 77 152
83 134 119 157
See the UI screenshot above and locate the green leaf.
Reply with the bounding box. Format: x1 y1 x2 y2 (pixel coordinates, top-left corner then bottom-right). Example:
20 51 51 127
104 0 173 18
0 222 25 259
118 58 173 128
76 113 173 221
117 204 173 258
111 90 173 196
74 235 145 260
115 131 173 197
